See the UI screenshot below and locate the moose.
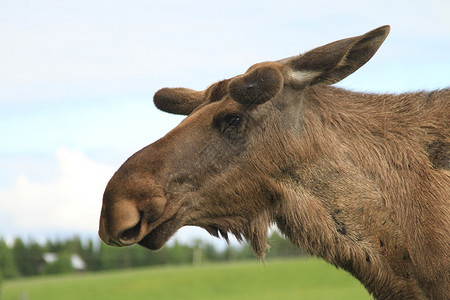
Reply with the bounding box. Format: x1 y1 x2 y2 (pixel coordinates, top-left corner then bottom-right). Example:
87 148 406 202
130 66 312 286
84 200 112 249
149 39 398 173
99 26 449 299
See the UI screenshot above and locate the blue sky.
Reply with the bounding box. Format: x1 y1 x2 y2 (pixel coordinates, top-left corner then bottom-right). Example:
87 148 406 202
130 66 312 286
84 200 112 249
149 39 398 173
0 0 449 247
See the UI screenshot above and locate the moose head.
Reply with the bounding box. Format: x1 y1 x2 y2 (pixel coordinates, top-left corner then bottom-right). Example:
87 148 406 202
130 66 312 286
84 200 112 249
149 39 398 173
98 26 391 256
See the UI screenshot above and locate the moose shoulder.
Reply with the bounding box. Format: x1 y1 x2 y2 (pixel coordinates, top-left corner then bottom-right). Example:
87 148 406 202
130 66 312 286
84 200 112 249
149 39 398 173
99 26 450 299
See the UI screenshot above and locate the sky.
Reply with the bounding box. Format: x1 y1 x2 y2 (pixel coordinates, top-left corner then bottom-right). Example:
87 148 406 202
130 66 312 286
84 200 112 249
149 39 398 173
1 0 449 248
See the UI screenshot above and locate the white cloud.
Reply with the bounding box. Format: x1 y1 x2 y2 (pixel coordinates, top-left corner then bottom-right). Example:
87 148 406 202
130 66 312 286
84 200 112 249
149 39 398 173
0 147 235 249
0 147 115 238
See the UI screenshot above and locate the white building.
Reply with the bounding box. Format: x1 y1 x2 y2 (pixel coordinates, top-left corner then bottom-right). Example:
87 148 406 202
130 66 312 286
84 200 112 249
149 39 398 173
42 253 86 271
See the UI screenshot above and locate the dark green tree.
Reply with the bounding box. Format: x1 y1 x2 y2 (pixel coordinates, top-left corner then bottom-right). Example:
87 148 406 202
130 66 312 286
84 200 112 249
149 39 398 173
80 239 101 271
42 252 74 275
64 236 83 254
99 243 123 270
168 241 192 265
266 230 306 258
145 246 170 266
12 238 27 276
12 238 44 276
202 243 223 262
45 239 65 253
0 239 19 279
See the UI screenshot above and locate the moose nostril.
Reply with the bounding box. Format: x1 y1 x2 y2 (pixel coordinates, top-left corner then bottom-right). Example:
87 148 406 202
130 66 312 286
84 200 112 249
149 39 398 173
119 218 142 244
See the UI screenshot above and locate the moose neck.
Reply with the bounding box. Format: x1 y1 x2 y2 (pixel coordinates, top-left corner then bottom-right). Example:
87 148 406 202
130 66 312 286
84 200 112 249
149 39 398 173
272 85 449 299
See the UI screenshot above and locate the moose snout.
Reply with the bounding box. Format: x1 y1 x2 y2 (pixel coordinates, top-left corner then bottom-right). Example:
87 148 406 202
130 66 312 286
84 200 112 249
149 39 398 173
99 190 168 247
99 199 143 246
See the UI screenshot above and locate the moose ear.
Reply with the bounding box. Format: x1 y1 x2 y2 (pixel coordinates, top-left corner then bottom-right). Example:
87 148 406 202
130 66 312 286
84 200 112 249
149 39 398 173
228 64 284 105
281 25 390 87
153 88 204 115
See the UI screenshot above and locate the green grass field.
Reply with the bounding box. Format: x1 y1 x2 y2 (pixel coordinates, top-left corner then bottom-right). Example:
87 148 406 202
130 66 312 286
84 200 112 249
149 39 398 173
2 258 371 300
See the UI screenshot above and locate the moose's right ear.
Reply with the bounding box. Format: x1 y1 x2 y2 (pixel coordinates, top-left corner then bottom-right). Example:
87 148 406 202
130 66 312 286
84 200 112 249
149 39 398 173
281 25 390 87
154 88 205 115
228 64 284 105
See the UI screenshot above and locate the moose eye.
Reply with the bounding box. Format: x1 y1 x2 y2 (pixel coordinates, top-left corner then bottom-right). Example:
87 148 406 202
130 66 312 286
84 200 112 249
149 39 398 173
224 114 242 128
214 113 245 140
213 112 246 139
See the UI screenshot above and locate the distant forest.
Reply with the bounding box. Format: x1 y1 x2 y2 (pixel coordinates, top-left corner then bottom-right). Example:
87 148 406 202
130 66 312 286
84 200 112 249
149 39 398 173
0 231 307 279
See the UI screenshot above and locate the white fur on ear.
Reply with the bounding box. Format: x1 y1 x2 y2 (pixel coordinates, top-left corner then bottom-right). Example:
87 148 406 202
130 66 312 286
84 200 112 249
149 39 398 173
285 69 322 85
279 26 390 87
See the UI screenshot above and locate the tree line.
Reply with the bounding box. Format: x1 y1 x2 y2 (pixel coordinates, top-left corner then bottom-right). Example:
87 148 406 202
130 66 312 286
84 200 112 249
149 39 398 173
0 231 307 280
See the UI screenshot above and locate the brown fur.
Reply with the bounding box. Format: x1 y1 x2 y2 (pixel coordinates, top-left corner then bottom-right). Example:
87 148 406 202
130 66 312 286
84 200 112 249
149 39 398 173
99 26 449 299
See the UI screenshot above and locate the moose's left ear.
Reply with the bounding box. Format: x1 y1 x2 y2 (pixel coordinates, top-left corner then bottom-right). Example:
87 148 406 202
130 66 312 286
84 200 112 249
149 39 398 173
154 88 205 115
228 64 284 105
281 25 390 87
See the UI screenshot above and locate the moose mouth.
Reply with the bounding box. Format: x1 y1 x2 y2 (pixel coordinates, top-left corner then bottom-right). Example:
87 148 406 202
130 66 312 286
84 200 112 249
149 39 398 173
136 216 239 250
136 213 184 250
